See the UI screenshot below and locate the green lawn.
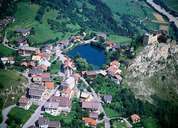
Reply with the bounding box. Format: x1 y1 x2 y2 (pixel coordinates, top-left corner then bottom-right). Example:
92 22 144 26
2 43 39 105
112 121 128 128
49 61 61 74
7 105 37 128
108 34 132 44
142 117 159 128
0 44 15 56
104 107 119 118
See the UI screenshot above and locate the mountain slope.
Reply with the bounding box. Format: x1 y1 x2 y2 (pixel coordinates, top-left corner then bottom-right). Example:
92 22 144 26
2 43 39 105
125 41 178 128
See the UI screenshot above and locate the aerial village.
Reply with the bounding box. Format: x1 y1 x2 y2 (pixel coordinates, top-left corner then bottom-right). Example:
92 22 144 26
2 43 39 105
0 16 169 128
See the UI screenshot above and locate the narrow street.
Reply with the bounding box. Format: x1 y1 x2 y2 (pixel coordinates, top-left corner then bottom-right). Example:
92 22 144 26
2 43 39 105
22 86 59 128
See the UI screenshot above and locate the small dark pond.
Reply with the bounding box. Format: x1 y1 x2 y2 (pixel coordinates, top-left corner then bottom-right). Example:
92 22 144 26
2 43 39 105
67 44 106 69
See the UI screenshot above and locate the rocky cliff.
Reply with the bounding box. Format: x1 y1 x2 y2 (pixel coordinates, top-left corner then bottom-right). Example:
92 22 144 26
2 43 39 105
126 41 178 103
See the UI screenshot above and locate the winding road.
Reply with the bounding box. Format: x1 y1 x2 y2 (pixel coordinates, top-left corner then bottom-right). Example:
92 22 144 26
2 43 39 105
0 104 16 128
146 0 178 28
80 77 110 128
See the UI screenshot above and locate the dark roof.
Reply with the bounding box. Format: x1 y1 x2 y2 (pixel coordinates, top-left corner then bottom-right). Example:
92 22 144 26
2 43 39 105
82 101 100 110
103 95 112 102
89 112 98 119
28 84 45 97
48 121 61 128
50 96 71 107
16 28 30 33
38 117 49 126
29 68 43 75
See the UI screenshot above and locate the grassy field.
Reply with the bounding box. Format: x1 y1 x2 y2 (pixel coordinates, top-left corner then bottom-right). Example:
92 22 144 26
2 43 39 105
0 44 15 56
102 0 160 32
104 107 119 118
108 34 132 44
7 105 37 128
164 0 178 12
49 61 61 74
6 1 80 46
0 69 27 108
0 69 27 89
112 121 128 128
142 117 159 128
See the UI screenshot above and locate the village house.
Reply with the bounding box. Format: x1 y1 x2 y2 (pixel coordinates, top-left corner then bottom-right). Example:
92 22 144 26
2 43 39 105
37 117 61 128
38 58 51 68
60 86 74 99
89 112 99 120
58 40 70 49
16 38 29 47
18 46 40 56
103 95 112 104
37 65 48 71
44 81 55 90
63 57 75 77
80 91 93 102
130 114 141 123
106 60 122 84
18 96 32 110
28 84 45 102
29 68 43 76
82 117 97 127
82 100 100 111
1 57 15 65
44 96 71 116
41 44 53 55
72 73 81 84
15 28 31 37
81 71 98 78
32 73 51 83
21 61 36 68
32 55 42 61
96 32 107 41
61 76 76 89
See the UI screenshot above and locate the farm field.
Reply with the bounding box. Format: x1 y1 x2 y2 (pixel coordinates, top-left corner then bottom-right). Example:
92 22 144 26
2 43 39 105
102 0 160 32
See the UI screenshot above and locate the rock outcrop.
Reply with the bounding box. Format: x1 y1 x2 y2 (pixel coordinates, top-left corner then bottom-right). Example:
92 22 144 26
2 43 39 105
126 41 178 103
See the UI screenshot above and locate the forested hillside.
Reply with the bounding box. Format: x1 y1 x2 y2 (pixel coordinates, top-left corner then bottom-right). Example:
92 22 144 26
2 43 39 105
2 0 162 45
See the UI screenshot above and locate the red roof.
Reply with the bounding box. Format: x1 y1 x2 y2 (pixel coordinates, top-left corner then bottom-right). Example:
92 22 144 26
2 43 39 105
45 81 54 89
64 58 75 69
131 114 141 122
110 60 120 67
82 117 96 126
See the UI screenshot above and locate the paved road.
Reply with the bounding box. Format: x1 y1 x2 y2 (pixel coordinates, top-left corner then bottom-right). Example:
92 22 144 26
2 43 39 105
146 0 178 28
83 37 98 44
2 32 18 51
22 87 59 128
0 104 16 128
80 77 110 128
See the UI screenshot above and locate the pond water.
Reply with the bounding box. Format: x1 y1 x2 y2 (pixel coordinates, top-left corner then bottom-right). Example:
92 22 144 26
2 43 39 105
67 44 106 69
